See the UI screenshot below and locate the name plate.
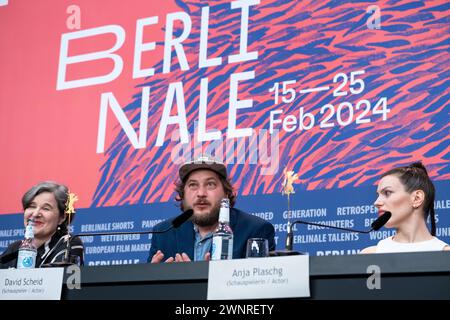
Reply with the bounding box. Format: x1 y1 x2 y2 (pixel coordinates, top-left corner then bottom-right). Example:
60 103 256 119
0 268 64 300
207 255 310 300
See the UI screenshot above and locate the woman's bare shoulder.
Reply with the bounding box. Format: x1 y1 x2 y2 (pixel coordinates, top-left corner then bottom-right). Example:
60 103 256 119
359 246 377 254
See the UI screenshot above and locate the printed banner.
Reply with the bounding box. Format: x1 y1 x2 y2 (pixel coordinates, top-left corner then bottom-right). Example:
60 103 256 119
1 0 449 265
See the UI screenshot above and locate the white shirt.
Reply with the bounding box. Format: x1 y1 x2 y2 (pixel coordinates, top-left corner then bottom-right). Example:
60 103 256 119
376 236 449 253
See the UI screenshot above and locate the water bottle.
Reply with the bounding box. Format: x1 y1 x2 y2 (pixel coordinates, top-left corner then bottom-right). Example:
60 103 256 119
17 219 37 269
211 198 233 260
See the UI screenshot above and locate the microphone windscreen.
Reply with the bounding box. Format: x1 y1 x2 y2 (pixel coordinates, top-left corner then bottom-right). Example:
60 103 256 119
371 211 391 231
172 209 194 228
0 250 18 264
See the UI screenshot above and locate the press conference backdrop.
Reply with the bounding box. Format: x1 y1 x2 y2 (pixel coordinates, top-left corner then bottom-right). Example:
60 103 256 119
0 0 449 266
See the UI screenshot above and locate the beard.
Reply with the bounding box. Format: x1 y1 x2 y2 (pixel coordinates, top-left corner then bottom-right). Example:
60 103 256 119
186 200 221 227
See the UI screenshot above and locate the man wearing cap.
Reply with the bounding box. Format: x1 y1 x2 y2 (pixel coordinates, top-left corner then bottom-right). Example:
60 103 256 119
149 155 276 262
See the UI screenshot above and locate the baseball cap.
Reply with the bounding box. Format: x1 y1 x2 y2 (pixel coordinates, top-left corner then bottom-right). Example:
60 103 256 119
179 155 228 182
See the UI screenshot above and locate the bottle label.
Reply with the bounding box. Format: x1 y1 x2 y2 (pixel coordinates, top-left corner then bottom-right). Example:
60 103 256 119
226 238 233 259
211 236 233 260
17 250 36 269
211 236 222 261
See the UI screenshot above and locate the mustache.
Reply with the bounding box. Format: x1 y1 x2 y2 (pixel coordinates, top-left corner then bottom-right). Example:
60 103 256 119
194 200 211 205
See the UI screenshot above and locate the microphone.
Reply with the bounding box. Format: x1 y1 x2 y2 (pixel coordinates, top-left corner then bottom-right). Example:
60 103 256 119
274 212 391 256
0 250 18 266
172 209 194 229
370 211 391 231
42 209 194 267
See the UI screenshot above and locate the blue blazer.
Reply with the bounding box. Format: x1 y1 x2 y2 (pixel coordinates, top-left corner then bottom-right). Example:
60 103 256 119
148 208 275 261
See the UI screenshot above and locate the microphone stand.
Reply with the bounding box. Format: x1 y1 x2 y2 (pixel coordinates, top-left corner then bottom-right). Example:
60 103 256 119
41 227 173 268
42 226 178 267
270 220 306 256
270 212 391 256
41 209 194 267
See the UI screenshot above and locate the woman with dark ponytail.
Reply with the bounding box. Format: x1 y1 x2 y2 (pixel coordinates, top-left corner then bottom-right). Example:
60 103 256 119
0 181 84 268
361 162 449 253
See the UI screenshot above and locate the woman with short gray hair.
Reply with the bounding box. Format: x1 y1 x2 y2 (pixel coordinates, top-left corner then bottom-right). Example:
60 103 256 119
0 181 84 268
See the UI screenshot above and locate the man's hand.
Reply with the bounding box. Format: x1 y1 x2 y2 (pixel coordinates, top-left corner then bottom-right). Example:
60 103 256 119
151 251 192 263
151 251 211 263
150 250 175 263
174 253 191 262
174 252 211 262
204 252 211 261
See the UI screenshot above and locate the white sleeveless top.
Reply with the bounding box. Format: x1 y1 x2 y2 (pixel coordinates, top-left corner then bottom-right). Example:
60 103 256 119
376 236 449 253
